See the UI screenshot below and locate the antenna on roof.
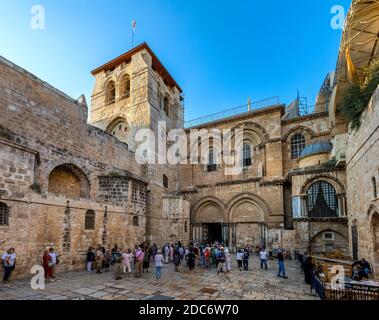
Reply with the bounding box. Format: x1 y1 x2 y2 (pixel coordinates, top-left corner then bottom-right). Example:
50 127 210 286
131 20 136 48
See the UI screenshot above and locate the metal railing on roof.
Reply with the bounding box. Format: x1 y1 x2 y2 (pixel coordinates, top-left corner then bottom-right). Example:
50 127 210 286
184 96 280 128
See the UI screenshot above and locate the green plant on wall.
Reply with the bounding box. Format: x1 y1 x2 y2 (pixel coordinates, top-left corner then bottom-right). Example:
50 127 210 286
341 59 379 130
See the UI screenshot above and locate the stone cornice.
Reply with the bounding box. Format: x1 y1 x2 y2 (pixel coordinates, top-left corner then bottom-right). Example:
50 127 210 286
288 165 346 178
180 177 286 191
281 111 329 125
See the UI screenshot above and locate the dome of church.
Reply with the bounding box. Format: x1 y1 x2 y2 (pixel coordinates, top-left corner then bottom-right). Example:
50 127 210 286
300 141 333 159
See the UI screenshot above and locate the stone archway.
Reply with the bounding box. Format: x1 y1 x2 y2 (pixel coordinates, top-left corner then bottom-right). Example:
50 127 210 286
48 163 90 199
227 194 270 249
106 117 129 144
191 197 226 244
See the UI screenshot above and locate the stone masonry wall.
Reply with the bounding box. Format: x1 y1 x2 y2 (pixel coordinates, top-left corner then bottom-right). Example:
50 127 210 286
346 85 379 276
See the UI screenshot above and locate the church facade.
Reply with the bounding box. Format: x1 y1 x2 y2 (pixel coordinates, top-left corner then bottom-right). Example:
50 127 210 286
0 1 378 279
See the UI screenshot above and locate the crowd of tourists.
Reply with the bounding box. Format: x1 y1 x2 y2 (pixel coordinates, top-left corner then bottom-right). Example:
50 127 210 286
83 241 291 281
2 241 293 284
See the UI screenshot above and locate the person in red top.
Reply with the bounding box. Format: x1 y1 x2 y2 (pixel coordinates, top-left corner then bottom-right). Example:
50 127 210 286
42 250 53 281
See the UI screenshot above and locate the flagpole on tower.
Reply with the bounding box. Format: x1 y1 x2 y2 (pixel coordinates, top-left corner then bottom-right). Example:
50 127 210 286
132 20 136 48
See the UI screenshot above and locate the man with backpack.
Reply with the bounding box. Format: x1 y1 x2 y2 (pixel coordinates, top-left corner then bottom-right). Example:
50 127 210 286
216 247 229 279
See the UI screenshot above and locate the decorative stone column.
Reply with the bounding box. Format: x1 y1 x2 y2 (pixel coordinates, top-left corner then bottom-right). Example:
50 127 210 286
221 224 229 245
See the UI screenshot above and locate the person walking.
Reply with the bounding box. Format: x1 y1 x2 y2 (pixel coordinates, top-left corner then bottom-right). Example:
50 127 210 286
48 248 58 279
259 248 268 270
2 248 16 284
173 247 181 272
95 247 104 274
42 250 53 281
122 249 132 276
104 250 111 272
225 248 231 273
134 247 144 278
143 247 150 273
187 248 196 271
303 256 314 285
236 249 244 271
164 245 170 264
216 247 229 279
277 249 288 279
154 250 164 280
114 249 123 280
86 247 95 272
243 247 250 271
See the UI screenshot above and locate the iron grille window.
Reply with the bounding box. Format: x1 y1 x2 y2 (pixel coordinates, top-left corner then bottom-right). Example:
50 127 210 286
291 133 306 159
307 181 338 217
85 210 95 230
0 202 9 226
243 143 252 167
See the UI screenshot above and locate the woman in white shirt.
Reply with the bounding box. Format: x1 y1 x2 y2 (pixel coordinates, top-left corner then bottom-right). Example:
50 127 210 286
236 249 244 271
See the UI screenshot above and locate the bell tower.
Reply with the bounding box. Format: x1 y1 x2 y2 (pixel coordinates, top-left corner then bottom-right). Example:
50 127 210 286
89 42 184 152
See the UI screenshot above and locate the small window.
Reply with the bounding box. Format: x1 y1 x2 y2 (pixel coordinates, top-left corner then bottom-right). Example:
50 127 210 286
133 216 139 226
323 232 335 240
242 142 252 167
185 221 188 233
120 74 131 98
106 81 116 104
163 175 169 188
164 96 170 117
207 148 217 172
291 133 306 159
85 210 95 230
373 177 377 199
0 202 9 226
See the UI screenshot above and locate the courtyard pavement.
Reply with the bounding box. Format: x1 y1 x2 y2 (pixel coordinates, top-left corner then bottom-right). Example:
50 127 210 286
0 256 319 300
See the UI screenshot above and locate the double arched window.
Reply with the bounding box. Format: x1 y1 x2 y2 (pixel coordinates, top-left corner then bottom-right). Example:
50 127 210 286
291 133 306 159
307 181 338 217
0 202 9 226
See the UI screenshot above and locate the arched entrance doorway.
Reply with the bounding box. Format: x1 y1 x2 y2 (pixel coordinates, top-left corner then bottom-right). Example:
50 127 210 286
228 195 268 249
191 198 226 244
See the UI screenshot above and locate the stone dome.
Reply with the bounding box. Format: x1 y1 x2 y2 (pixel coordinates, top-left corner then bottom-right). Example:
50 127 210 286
300 141 333 159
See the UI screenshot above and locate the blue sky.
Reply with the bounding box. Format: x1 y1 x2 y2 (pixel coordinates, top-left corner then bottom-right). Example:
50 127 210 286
0 0 350 121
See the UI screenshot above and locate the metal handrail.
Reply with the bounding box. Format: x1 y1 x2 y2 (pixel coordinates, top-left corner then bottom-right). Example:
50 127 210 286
184 96 280 128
